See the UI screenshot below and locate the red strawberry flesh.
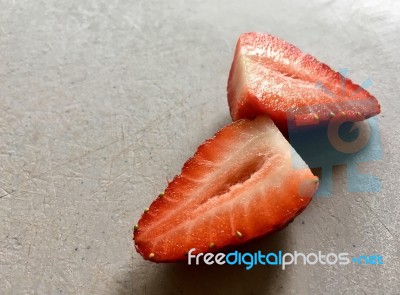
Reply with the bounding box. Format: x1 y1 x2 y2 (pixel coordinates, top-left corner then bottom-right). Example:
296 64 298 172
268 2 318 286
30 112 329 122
227 32 381 132
134 116 318 262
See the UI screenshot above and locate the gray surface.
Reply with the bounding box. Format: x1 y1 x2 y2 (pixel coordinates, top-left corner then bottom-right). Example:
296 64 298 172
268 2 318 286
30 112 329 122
0 0 399 294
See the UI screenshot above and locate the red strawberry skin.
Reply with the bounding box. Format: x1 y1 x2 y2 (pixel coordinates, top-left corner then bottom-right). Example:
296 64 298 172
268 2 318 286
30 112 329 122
227 32 381 132
134 116 318 262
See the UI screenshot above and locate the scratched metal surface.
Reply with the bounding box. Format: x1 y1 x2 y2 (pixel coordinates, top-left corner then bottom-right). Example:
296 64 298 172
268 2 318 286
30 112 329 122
0 0 399 294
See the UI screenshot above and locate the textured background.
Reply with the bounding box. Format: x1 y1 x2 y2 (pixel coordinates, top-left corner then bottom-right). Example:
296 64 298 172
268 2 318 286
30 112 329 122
0 0 399 294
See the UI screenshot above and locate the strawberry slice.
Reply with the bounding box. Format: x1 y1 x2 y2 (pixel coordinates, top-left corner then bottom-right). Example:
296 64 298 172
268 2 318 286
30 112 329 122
227 32 381 132
134 116 318 262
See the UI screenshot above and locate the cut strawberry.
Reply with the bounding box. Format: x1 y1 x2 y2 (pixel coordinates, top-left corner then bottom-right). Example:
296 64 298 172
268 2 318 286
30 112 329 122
134 116 318 262
227 32 381 132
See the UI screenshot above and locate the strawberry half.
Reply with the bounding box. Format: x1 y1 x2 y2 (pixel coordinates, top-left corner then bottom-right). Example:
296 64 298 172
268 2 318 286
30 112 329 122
227 32 381 132
134 116 318 262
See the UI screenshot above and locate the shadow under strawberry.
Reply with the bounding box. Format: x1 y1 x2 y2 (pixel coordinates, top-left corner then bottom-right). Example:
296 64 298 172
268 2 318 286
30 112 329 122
117 229 292 295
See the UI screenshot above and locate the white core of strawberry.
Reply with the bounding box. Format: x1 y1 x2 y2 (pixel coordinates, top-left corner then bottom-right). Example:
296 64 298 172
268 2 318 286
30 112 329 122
228 49 246 118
